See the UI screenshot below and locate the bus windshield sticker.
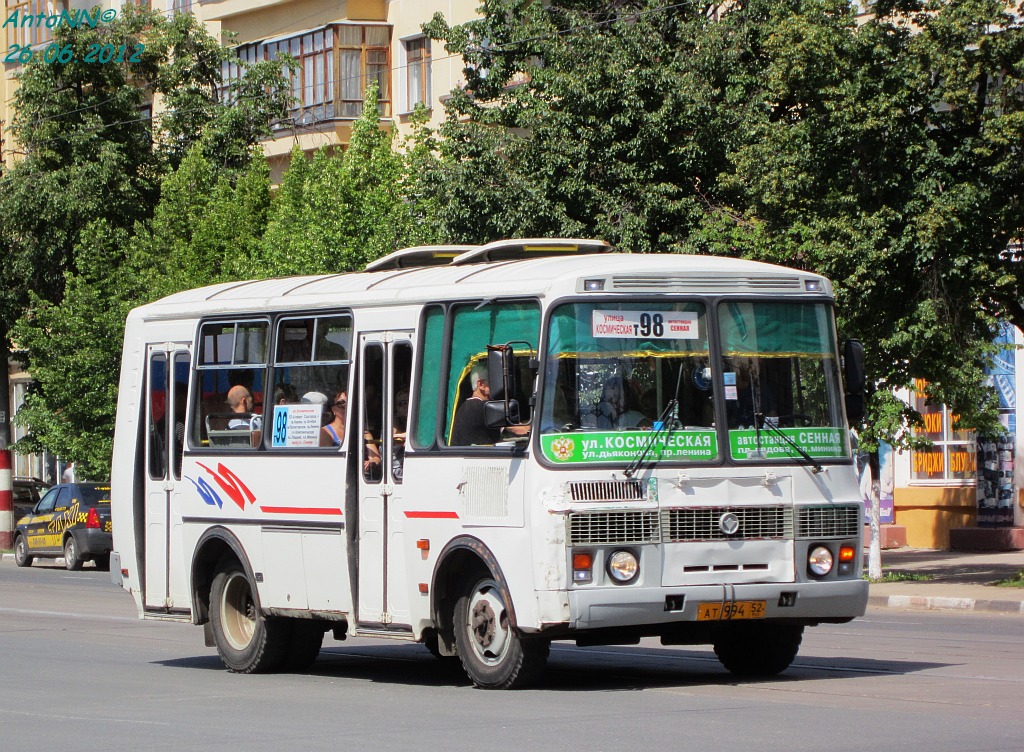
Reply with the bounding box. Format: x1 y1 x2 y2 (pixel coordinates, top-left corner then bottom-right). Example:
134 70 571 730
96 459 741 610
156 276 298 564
271 404 324 448
729 428 846 459
591 310 698 340
540 430 717 463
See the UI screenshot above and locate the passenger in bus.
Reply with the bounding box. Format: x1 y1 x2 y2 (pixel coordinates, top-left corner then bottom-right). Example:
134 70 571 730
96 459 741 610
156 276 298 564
451 366 501 445
596 376 648 429
273 383 298 405
392 389 409 480
226 386 258 430
319 391 347 447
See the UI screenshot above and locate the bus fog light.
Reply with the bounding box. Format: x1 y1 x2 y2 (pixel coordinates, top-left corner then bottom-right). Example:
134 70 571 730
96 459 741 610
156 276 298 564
607 550 639 583
808 546 834 577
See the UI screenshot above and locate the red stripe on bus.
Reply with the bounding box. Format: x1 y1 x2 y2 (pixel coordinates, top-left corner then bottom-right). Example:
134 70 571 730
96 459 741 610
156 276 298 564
258 507 343 515
404 511 459 519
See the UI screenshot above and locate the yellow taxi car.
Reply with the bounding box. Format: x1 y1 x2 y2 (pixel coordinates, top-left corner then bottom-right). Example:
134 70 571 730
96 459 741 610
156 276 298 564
13 482 113 571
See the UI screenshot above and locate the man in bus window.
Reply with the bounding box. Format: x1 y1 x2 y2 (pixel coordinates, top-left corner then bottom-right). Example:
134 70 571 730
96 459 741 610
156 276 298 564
451 366 499 445
227 386 257 430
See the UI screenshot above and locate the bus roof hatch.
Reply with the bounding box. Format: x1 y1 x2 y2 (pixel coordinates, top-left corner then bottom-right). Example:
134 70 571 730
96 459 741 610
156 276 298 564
451 238 613 266
364 245 479 272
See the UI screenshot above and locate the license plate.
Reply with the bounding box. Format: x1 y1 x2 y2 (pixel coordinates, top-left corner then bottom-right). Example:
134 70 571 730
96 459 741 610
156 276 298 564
697 600 767 621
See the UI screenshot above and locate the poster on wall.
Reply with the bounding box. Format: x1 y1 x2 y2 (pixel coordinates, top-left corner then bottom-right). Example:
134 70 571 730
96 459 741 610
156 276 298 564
978 323 1016 527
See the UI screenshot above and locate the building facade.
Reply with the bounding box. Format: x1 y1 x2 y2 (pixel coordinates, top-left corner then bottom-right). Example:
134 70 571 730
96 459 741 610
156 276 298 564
2 0 480 179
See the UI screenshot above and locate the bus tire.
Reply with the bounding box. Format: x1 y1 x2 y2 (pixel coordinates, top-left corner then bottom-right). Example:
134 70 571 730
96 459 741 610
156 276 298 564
713 623 803 676
209 559 288 673
283 620 325 672
64 535 83 571
14 535 33 567
453 576 548 689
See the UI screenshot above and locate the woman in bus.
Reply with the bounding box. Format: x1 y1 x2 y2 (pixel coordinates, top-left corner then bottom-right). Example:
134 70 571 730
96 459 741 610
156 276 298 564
320 391 348 447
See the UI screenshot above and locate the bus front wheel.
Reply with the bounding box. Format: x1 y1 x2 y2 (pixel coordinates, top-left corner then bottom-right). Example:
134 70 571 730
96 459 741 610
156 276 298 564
713 623 803 676
209 558 288 673
453 576 548 689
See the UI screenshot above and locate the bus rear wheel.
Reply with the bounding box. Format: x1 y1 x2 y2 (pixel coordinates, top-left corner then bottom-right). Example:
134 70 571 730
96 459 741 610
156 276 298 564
713 623 804 677
210 558 288 673
453 576 548 689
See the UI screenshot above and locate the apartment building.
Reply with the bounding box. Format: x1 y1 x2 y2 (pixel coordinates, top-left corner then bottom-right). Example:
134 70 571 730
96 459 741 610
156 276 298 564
1 0 480 179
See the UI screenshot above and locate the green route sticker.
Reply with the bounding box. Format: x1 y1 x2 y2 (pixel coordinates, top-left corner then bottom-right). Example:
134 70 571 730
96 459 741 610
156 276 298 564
540 430 718 463
728 428 847 459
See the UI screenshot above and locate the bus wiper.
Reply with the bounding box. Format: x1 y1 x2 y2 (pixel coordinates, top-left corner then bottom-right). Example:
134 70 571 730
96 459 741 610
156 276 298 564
755 413 823 473
624 364 687 478
623 398 678 478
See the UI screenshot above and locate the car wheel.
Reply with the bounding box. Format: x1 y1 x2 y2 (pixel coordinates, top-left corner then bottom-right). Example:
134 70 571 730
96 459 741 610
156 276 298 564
64 536 83 571
14 535 33 567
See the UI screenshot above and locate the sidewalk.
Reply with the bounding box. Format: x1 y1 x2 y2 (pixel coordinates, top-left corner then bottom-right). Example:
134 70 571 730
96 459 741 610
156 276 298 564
867 548 1024 615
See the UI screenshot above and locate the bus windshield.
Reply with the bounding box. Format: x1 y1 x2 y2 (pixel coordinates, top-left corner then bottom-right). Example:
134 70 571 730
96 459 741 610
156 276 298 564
719 300 849 462
539 301 718 465
538 299 850 466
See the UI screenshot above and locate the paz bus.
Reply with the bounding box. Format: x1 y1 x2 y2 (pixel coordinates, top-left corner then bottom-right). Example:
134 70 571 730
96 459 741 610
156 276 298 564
110 238 868 689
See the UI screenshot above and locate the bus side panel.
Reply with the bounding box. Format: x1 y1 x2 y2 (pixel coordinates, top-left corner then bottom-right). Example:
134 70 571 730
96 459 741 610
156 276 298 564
111 313 147 615
177 453 352 615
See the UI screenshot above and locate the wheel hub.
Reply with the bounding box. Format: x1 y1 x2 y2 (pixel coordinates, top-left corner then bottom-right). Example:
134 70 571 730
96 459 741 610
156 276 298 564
468 586 510 663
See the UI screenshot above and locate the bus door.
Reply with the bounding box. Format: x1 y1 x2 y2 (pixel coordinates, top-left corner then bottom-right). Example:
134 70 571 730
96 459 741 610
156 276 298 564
356 333 414 629
143 345 191 612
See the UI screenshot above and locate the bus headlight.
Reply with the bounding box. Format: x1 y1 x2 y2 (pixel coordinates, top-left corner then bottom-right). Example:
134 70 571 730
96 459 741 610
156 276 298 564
607 550 639 583
808 546 834 577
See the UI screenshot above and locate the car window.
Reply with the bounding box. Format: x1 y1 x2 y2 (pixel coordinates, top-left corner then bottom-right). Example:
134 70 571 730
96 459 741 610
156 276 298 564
53 486 72 511
79 486 111 507
36 488 58 514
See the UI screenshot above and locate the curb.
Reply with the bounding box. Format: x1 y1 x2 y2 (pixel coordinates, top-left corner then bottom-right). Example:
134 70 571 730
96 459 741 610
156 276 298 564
869 594 1024 615
1 551 67 565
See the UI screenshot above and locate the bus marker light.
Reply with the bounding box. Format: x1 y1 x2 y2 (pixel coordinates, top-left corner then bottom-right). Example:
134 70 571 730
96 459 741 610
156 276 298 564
572 551 593 583
416 539 430 550
837 545 856 575
418 583 429 594
583 279 605 291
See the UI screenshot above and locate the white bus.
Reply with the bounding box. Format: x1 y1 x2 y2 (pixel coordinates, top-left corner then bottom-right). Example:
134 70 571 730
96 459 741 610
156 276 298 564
110 239 868 689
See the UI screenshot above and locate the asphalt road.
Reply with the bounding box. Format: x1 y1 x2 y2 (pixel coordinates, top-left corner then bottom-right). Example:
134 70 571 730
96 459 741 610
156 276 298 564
2 559 1022 752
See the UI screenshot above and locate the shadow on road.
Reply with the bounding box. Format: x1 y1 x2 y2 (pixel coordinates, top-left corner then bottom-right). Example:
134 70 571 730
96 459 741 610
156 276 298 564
152 641 953 691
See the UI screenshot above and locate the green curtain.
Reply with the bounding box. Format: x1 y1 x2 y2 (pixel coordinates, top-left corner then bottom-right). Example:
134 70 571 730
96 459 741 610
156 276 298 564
719 302 834 356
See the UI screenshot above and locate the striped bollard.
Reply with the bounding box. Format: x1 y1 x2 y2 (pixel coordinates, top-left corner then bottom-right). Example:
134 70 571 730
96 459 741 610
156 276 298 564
0 450 12 550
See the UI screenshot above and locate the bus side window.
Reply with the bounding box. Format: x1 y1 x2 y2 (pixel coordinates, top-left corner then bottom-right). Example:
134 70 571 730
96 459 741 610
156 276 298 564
193 320 268 450
362 344 385 482
391 342 413 482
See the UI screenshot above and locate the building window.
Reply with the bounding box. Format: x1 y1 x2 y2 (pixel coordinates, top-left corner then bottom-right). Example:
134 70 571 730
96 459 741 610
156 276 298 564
909 379 976 483
403 36 431 112
172 0 193 14
5 1 68 49
218 23 391 126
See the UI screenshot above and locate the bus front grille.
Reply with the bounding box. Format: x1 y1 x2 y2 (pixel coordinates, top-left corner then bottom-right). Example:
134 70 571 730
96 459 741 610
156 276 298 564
661 506 793 542
796 505 861 538
568 511 660 545
567 479 645 503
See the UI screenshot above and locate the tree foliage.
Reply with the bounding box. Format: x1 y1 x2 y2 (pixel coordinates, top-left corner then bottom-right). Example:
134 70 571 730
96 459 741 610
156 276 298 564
424 0 1024 445
2 6 289 478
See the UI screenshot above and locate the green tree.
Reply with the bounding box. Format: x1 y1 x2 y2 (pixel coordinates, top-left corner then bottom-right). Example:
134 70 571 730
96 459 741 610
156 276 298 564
2 5 289 479
259 85 441 276
424 0 1024 443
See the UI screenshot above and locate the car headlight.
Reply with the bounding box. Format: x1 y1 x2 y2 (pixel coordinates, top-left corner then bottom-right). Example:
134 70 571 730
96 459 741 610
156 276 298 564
808 545 834 577
607 550 639 583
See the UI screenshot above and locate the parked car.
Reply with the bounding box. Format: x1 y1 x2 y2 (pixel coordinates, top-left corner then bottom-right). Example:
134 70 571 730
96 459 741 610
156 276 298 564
12 477 49 520
13 482 113 571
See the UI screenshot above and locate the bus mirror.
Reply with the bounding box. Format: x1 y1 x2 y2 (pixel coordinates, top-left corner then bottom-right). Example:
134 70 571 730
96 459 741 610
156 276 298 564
843 339 866 424
487 344 516 402
484 399 520 429
843 339 865 395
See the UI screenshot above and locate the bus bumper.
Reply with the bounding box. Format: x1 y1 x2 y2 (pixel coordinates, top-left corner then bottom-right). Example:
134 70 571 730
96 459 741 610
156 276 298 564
567 579 868 630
